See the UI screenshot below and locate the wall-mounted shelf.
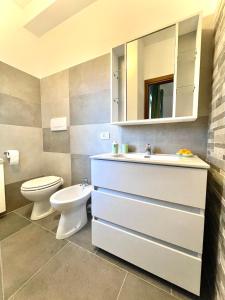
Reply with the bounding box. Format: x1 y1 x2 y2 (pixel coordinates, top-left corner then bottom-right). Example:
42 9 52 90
111 12 202 126
111 115 197 126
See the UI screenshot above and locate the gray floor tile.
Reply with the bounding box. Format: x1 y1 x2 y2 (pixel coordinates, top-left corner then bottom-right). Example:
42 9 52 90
0 213 30 241
96 249 171 293
35 212 60 233
67 217 96 252
118 273 175 300
15 204 33 219
1 223 67 299
171 287 197 300
13 243 126 300
15 204 60 233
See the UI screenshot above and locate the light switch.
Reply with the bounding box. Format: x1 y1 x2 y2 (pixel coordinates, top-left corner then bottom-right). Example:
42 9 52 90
100 132 110 140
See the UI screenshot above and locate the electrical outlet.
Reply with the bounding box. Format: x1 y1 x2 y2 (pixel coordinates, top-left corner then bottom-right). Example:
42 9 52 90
100 132 110 140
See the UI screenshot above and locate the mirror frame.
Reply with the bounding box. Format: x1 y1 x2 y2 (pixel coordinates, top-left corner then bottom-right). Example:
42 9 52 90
111 13 202 126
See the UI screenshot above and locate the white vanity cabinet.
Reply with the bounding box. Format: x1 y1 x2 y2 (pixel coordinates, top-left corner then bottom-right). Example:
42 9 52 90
91 155 209 295
0 159 6 213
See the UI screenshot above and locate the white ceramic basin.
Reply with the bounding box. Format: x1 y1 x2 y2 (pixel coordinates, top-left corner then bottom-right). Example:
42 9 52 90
91 153 209 169
118 153 180 161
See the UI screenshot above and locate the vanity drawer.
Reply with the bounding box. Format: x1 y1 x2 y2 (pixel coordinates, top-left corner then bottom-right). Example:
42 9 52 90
91 159 207 209
92 190 204 253
92 219 201 295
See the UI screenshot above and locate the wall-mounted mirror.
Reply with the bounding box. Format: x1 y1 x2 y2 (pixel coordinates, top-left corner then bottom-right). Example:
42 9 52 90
127 26 176 121
111 14 201 125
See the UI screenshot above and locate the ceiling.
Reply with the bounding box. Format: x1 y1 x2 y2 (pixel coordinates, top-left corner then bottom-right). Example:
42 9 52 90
14 0 32 8
14 0 97 36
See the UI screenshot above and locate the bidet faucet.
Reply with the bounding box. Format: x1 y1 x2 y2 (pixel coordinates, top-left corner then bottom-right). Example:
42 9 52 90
144 144 152 157
81 177 89 187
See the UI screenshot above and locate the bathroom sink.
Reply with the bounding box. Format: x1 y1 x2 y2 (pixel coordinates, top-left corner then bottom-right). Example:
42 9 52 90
91 153 209 169
118 153 181 161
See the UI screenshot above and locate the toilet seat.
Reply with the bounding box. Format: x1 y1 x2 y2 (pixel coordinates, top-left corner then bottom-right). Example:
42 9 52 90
21 176 62 192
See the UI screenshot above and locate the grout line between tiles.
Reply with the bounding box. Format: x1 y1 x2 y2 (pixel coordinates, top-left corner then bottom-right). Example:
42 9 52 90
0 244 5 300
94 249 172 297
0 222 31 244
8 243 69 300
13 211 57 237
10 207 184 299
116 272 128 300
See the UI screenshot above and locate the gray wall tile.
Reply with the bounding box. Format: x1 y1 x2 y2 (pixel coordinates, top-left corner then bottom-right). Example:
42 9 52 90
0 93 41 127
0 124 43 185
0 61 42 198
0 61 40 104
69 54 110 97
70 89 110 125
43 128 70 153
70 123 121 155
71 154 91 184
121 116 208 158
205 3 225 299
41 70 70 128
41 152 71 186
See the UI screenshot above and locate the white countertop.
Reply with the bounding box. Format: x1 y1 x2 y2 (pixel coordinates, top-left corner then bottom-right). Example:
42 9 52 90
91 153 210 169
0 158 3 164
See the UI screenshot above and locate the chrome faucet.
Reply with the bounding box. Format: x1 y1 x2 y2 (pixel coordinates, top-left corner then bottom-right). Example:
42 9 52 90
144 144 152 157
81 177 89 187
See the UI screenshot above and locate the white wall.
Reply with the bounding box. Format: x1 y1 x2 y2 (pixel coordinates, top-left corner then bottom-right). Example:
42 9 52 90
0 0 41 77
0 0 218 78
38 0 217 78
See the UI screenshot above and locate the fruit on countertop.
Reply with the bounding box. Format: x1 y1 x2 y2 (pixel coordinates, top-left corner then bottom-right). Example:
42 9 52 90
176 149 193 156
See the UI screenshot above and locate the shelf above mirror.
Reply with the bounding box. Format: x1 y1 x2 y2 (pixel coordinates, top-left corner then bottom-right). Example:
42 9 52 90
111 115 197 126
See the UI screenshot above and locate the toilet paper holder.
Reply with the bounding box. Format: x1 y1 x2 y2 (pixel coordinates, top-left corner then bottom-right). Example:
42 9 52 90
3 150 20 165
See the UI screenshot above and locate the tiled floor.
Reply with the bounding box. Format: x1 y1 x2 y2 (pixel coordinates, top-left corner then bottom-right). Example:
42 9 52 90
0 204 207 300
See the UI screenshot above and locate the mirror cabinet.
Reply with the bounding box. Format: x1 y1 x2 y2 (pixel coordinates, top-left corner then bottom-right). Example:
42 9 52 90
111 14 201 125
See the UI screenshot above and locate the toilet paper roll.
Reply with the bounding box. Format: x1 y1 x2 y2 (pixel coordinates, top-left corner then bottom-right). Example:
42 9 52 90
6 150 19 165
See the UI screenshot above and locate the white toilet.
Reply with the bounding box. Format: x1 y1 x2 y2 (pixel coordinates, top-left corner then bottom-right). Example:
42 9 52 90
21 176 63 220
50 184 93 239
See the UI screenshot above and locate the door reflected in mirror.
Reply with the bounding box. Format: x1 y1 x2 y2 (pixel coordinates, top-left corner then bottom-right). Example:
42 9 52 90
126 26 176 121
144 74 173 119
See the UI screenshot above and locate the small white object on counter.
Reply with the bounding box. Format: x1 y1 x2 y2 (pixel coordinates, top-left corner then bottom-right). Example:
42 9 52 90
50 117 67 131
5 150 19 165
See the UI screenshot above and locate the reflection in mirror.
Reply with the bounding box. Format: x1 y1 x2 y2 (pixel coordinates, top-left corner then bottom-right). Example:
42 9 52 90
126 26 176 121
144 75 173 119
175 15 199 117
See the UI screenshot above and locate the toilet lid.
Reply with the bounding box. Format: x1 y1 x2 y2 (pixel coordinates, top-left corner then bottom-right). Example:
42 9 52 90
21 176 62 190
